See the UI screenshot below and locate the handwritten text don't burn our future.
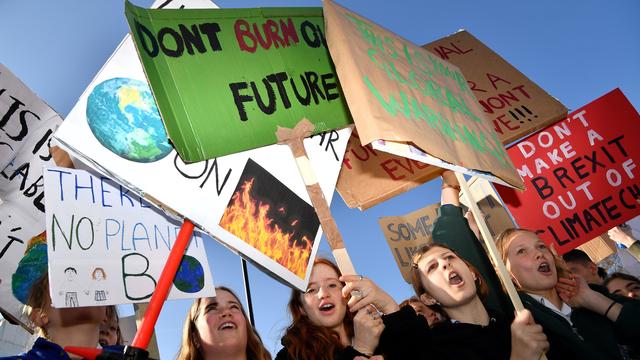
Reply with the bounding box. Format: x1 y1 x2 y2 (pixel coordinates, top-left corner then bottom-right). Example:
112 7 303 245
133 16 341 121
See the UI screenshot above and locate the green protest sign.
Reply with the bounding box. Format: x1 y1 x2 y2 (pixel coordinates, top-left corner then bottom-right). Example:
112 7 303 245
125 2 352 162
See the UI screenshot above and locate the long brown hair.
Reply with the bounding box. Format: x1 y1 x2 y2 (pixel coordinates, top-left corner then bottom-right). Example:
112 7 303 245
410 243 488 304
281 258 354 360
176 286 271 360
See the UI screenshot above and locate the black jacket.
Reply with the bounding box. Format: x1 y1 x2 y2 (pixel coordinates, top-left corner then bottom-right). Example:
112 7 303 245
520 290 640 360
382 305 512 359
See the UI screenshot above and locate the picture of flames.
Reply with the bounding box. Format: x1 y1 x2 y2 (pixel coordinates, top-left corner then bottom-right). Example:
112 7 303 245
220 159 320 279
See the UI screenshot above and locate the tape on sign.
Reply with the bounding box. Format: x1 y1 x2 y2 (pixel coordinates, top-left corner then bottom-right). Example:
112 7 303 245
295 156 318 185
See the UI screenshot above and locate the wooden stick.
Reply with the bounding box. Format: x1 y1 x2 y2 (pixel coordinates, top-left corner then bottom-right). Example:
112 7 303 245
455 172 524 310
276 119 356 276
455 172 547 360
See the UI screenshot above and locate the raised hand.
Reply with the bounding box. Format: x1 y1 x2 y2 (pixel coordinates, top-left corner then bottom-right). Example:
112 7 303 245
557 275 594 308
340 275 399 315
556 276 579 306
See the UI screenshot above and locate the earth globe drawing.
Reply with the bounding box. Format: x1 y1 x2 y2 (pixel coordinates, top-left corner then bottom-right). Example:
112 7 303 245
86 77 172 163
173 255 205 293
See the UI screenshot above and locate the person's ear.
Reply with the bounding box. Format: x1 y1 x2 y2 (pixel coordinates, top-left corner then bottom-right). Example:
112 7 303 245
589 262 598 275
420 293 437 306
31 308 49 328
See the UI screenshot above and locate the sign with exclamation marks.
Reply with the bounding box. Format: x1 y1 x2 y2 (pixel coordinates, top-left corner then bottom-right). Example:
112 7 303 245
424 31 568 144
509 105 538 124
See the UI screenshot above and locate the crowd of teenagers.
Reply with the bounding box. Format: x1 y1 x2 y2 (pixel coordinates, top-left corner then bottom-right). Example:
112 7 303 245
3 170 640 360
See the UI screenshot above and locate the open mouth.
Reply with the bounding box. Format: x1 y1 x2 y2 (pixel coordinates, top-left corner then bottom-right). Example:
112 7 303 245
538 262 551 274
218 321 237 331
98 339 107 347
319 303 335 313
448 272 463 285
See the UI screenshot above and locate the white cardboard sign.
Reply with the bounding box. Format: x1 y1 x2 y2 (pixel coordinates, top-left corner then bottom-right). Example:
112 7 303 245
0 63 65 325
44 166 215 308
53 29 350 291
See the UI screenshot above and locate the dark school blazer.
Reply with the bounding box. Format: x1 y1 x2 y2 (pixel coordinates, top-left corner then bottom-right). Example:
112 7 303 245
520 290 640 360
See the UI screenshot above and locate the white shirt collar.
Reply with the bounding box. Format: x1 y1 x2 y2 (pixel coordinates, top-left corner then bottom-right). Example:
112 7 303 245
527 292 573 325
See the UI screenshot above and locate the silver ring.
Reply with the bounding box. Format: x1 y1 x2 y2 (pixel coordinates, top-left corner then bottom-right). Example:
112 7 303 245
351 289 363 298
358 275 364 281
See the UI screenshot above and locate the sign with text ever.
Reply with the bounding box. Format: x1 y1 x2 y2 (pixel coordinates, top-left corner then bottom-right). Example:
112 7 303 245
336 129 439 210
496 89 640 254
125 3 352 162
44 167 215 308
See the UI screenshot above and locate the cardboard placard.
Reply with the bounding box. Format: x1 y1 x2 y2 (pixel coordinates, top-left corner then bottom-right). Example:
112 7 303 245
496 89 640 254
378 203 439 283
53 27 350 290
44 167 215 308
0 64 66 325
336 129 440 210
577 234 616 264
423 31 567 144
125 3 352 162
336 30 567 210
323 0 524 190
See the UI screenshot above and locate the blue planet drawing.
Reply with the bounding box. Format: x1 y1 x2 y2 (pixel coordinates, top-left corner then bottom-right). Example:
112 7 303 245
173 255 205 293
86 77 172 163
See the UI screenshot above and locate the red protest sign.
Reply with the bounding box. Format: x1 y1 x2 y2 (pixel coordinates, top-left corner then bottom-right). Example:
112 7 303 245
496 89 640 254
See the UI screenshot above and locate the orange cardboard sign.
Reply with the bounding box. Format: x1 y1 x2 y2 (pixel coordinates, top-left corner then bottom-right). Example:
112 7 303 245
424 31 567 144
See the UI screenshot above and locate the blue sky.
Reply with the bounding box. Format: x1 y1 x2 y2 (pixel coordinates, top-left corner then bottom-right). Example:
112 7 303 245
2 0 639 358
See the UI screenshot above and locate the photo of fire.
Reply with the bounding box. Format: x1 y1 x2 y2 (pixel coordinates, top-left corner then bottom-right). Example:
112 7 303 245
220 159 320 279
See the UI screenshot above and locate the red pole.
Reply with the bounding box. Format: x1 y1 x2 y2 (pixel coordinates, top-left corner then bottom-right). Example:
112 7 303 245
132 219 195 349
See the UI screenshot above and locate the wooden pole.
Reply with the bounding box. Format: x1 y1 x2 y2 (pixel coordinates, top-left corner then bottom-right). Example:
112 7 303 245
455 172 524 311
455 172 547 360
276 119 356 275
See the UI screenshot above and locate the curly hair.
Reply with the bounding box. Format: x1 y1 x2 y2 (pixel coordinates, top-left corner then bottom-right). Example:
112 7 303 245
280 258 355 360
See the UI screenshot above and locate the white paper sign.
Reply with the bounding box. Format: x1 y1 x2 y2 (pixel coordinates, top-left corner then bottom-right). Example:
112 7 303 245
53 27 350 291
0 63 65 325
44 166 215 308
